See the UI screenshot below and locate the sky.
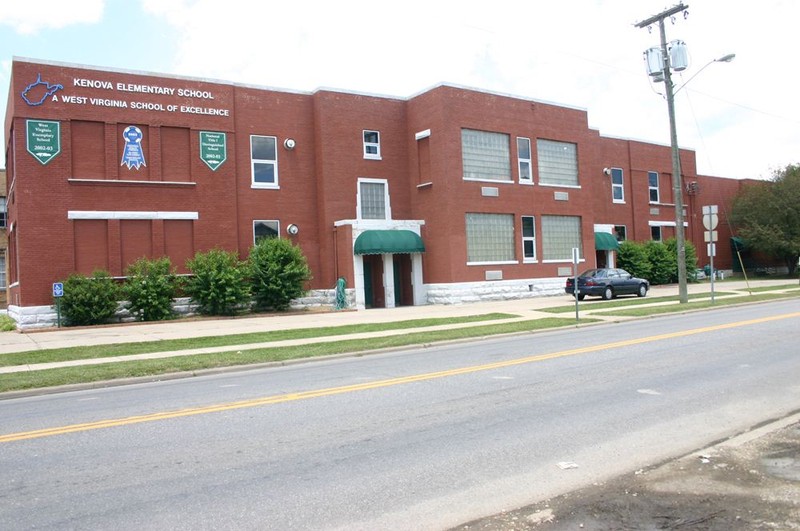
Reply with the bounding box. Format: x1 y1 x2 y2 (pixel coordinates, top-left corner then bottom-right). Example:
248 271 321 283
1 0 797 180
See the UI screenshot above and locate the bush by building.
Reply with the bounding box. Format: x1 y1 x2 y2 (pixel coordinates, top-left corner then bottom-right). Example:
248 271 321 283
122 257 180 321
184 249 251 316
249 238 311 311
59 270 120 326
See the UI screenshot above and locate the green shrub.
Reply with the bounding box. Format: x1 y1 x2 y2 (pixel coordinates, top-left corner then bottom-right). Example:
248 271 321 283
0 314 16 332
59 270 120 326
617 241 652 280
665 238 699 282
645 240 677 285
185 248 251 315
249 237 311 311
122 257 179 321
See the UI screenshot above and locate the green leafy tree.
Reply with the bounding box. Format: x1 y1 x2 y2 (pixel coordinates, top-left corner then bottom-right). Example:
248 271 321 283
730 163 800 275
645 240 676 285
122 257 178 321
185 249 251 316
665 238 698 282
60 270 120 326
616 240 652 280
249 237 311 311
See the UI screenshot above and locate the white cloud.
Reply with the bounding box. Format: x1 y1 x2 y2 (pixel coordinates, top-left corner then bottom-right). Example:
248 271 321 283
0 0 104 34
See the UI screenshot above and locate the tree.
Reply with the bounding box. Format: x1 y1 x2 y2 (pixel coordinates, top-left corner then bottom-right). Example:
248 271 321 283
730 164 800 275
249 237 311 311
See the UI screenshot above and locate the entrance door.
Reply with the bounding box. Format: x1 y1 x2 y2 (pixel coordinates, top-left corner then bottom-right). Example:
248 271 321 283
393 254 413 306
362 255 385 308
596 250 608 269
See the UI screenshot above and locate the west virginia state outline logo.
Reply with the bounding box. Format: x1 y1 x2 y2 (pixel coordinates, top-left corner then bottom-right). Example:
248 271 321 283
21 74 64 106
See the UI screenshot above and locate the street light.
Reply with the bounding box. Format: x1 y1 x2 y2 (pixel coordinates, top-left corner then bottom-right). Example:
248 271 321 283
674 54 736 95
637 4 734 303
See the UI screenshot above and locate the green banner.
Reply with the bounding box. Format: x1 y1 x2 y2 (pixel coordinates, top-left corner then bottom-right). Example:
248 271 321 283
199 131 226 171
26 120 61 165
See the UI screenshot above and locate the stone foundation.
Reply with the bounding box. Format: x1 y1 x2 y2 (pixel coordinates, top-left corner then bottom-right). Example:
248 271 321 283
425 277 565 304
8 289 356 330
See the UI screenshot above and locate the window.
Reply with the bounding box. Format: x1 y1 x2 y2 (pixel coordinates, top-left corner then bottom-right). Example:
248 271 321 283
254 220 280 244
363 130 381 159
465 213 515 263
651 225 662 241
611 168 624 203
251 135 278 188
521 216 536 261
0 251 5 290
357 178 390 220
537 139 578 186
0 197 6 228
614 225 627 241
648 171 660 203
517 137 532 184
462 129 511 182
541 215 582 261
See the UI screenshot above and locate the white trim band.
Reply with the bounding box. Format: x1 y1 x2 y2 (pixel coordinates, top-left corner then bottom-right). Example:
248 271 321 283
68 211 199 220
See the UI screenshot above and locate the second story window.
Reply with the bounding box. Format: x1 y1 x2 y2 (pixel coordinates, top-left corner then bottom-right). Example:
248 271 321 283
517 137 532 184
611 168 624 203
357 178 391 220
0 197 6 229
648 171 660 203
363 130 381 159
462 129 511 182
537 139 578 187
251 135 278 188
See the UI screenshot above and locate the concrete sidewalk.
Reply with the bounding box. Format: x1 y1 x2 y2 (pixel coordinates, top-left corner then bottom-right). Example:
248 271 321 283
0 279 795 375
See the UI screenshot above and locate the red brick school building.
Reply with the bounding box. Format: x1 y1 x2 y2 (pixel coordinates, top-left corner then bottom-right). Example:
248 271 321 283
4 58 752 326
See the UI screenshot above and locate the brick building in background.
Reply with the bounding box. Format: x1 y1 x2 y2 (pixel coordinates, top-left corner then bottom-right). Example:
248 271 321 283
0 168 6 307
4 58 753 326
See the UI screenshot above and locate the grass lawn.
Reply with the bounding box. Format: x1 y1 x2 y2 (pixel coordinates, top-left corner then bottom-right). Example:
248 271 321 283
0 316 594 393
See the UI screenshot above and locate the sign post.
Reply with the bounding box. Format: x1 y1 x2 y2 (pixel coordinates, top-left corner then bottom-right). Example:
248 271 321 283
703 205 719 303
572 247 580 321
53 282 64 328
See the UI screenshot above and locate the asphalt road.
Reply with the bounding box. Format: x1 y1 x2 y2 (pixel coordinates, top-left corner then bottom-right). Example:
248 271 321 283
1 300 799 530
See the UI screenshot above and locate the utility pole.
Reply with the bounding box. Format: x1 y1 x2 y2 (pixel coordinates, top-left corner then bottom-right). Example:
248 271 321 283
636 4 690 304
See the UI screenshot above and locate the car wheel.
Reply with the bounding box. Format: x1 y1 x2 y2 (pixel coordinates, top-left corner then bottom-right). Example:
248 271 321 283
637 284 647 297
603 286 614 300
578 294 586 301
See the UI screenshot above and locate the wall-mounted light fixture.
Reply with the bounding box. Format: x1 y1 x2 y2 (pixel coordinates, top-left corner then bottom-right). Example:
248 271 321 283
284 138 296 150
603 167 612 176
286 223 299 235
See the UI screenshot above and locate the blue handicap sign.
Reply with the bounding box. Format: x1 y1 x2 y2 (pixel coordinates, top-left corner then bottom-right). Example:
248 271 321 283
53 282 64 297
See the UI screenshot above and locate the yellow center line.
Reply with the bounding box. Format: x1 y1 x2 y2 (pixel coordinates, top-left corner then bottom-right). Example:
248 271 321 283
2 312 798 443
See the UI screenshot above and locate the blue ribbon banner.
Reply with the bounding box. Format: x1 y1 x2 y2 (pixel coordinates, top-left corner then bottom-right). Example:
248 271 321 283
120 126 147 170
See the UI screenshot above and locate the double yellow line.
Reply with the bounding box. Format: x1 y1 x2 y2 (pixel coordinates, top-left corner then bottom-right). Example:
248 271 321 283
2 312 797 443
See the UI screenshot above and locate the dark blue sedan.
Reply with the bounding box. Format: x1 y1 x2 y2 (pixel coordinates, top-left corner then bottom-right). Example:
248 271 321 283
565 268 650 300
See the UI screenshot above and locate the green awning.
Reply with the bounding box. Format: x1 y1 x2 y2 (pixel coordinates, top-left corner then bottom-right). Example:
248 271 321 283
594 232 620 251
354 230 425 255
